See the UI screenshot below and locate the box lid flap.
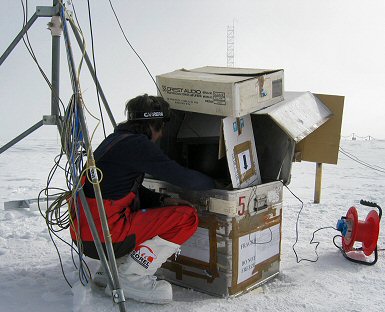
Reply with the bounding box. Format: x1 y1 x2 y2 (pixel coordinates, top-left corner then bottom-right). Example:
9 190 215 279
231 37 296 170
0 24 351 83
177 112 222 140
190 66 282 76
252 91 332 142
159 68 251 83
295 93 345 164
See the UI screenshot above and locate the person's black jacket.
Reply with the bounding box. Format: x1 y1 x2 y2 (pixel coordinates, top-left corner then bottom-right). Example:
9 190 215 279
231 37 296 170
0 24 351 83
83 129 215 209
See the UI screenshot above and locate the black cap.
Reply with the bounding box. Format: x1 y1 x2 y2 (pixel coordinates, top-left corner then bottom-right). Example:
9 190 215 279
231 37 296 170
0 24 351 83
125 94 170 122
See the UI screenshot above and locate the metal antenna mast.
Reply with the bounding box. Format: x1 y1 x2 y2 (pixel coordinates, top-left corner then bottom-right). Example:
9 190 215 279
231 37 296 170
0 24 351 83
0 1 126 311
227 22 235 67
0 3 116 154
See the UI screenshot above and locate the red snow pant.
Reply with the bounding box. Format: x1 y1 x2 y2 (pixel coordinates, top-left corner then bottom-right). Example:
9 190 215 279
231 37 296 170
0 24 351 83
70 191 199 259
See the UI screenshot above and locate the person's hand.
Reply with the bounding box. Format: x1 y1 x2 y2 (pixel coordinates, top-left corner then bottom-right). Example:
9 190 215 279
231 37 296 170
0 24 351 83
214 180 233 190
162 197 195 208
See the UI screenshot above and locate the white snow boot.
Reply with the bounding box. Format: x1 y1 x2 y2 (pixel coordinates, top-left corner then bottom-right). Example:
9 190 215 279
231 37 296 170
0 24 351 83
104 236 180 304
93 252 131 288
93 265 109 288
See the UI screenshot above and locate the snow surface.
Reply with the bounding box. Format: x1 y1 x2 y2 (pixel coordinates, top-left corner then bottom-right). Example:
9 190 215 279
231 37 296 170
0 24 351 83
0 137 384 312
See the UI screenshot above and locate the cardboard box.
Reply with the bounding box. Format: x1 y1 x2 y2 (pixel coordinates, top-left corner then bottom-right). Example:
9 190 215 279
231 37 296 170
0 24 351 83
143 178 282 297
147 90 335 296
177 112 262 188
166 91 333 188
222 114 262 187
251 91 333 182
252 91 333 143
144 179 282 217
156 66 284 117
294 94 345 164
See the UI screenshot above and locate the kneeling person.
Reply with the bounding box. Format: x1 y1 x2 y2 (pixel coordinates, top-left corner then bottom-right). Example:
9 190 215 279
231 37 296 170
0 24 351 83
70 94 215 304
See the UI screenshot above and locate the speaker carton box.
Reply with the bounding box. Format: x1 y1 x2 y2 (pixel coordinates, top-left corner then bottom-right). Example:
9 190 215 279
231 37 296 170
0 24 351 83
156 66 284 117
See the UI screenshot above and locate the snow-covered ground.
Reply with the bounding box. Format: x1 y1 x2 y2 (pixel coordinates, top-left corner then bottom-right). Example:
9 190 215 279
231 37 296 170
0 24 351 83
0 136 384 312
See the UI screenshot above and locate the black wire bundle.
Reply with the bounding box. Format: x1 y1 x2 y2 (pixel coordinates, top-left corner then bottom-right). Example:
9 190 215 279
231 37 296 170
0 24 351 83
36 95 92 287
284 184 338 263
18 0 85 287
16 0 166 289
21 0 95 286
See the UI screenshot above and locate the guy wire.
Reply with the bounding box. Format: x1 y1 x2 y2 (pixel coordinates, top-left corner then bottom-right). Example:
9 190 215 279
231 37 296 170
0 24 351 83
108 0 163 96
86 0 107 138
339 147 385 174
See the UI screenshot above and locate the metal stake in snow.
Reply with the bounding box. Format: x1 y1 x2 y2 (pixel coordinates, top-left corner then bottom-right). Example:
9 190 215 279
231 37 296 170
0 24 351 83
314 162 323 204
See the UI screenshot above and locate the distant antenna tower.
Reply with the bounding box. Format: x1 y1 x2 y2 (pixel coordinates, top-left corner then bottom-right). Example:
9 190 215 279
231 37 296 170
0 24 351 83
227 23 235 67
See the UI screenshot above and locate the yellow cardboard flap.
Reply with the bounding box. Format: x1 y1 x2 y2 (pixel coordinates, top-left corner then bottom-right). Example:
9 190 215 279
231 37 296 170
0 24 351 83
295 94 344 164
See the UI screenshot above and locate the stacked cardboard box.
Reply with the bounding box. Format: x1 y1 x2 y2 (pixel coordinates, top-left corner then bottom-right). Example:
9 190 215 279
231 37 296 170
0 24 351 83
157 66 284 117
149 66 342 297
143 178 282 297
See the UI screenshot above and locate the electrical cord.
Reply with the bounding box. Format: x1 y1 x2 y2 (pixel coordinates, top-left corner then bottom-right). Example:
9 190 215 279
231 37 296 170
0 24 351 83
332 235 379 266
40 102 89 284
249 227 273 245
243 181 276 245
37 136 85 286
37 91 93 286
61 1 105 152
284 183 339 263
17 0 105 287
339 147 385 174
285 183 383 264
56 6 109 283
107 0 163 96
86 0 107 138
20 0 88 286
38 187 73 288
65 6 103 140
37 186 92 286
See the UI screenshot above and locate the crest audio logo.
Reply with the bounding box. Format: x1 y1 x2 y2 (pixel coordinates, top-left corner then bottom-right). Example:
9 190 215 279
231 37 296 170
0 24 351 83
130 244 158 269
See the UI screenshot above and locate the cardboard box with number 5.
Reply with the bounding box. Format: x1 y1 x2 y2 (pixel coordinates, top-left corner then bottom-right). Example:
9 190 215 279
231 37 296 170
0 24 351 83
142 88 342 297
